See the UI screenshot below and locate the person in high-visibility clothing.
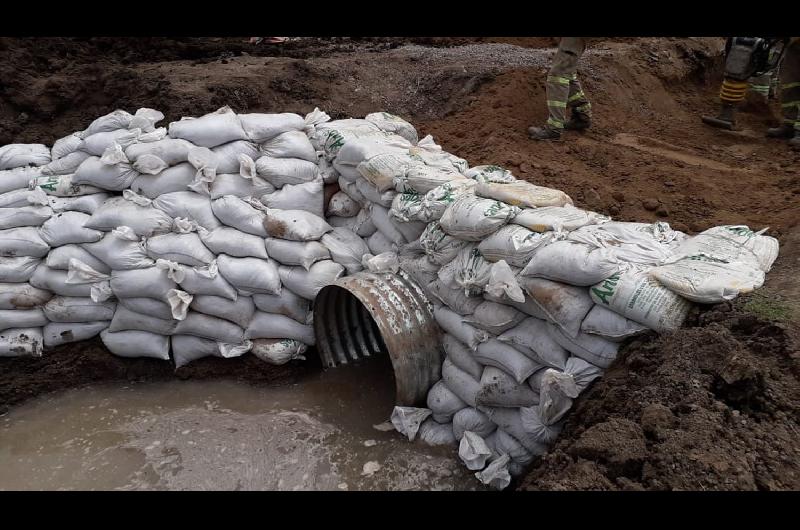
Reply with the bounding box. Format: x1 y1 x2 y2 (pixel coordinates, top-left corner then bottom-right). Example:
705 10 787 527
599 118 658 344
766 37 800 148
528 37 592 141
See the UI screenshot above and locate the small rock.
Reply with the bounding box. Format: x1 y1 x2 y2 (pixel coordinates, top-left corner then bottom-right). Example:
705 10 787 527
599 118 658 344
608 205 621 216
642 198 660 211
361 461 381 477
664 181 675 187
656 207 669 217
363 439 377 447
611 191 625 202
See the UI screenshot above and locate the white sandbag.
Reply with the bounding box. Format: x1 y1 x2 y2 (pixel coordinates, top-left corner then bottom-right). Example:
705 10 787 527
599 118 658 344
252 289 310 324
420 221 469 265
211 172 276 200
311 119 383 160
567 222 680 266
442 357 481 407
447 244 494 295
536 368 580 425
39 211 103 247
475 179 572 208
649 256 765 304
190 294 255 328
0 144 50 170
125 137 195 166
475 339 543 384
108 304 177 334
168 106 247 148
418 418 457 446
198 226 267 259
129 162 195 199
519 405 564 444
101 329 170 360
476 366 540 408
427 279 482 316
327 191 360 218
211 195 267 237
0 256 41 283
0 327 43 357
320 228 370 274
51 133 84 160
260 178 324 218
590 267 692 332
239 112 305 143
250 338 307 365
158 260 238 301
479 407 549 456
0 166 41 194
512 205 603 233
259 130 316 162
333 132 412 170
263 208 331 242
277 261 344 301
517 277 594 338
366 230 395 255
43 321 109 348
547 323 620 369
110 266 177 301
391 406 432 441
245 311 315 345
0 205 52 230
389 191 426 223
29 174 102 197
498 317 569 369
118 297 174 320
264 238 330 270
669 225 778 272
453 408 497 440
256 157 319 188
0 282 51 309
173 311 245 343
84 195 172 237
48 192 110 215
71 156 139 191
465 165 516 184
484 260 525 303
40 151 92 177
0 227 50 258
399 165 467 195
81 109 133 137
465 301 525 335
144 232 215 268
478 225 556 267
42 296 116 323
210 140 261 174
354 177 396 208
365 112 418 144
81 128 140 156
434 306 488 350
215 254 281 296
580 304 649 341
439 194 519 241
82 227 154 270
427 380 467 424
0 308 48 331
521 240 621 286
459 431 493 471
152 191 221 231
0 187 50 208
418 179 477 223
337 175 366 202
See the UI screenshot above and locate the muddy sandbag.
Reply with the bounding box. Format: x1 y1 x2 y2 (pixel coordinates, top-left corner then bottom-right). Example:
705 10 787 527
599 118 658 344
0 205 52 230
327 191 360 218
261 178 324 218
264 238 330 270
85 195 172 237
418 418 457 446
0 308 48 331
0 166 41 194
41 151 92 177
171 335 229 368
590 267 692 332
82 227 154 270
43 321 109 348
475 179 572 209
239 112 306 143
547 322 619 369
30 265 94 297
497 317 569 370
211 195 267 237
442 357 481 407
128 162 196 199
0 227 50 258
144 232 215 268
426 279 482 316
320 228 370 275
0 282 52 310
48 192 111 215
244 311 315 345
475 338 543 384
157 260 238 301
649 255 765 304
39 211 103 247
512 205 602 233
255 157 319 188
198 226 268 259
352 207 377 237
476 366 540 408
479 407 549 456
172 311 245 344
0 144 51 170
478 225 556 267
439 194 520 241
0 256 41 283
277 261 344 301
102 329 170 360
521 240 621 286
427 380 467 424
465 301 526 335
433 306 488 350
453 408 497 440
190 294 255 328
420 221 469 265
43 296 116 323
442 334 483 380
152 191 221 231
0 327 43 357
517 276 594 338
217 254 281 296
580 304 649 341
263 208 332 242
168 106 247 148
118 297 174 320
252 289 310 324
251 338 307 365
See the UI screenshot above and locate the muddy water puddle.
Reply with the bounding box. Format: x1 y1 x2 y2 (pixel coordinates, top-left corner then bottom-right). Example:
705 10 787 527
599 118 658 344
0 355 482 490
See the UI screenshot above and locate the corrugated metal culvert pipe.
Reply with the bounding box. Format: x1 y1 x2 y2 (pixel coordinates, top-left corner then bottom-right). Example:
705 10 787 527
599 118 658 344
313 271 443 406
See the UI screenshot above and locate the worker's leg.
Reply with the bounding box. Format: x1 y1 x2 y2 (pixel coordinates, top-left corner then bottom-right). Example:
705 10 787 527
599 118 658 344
530 38 585 139
748 72 771 99
769 41 800 141
566 73 592 128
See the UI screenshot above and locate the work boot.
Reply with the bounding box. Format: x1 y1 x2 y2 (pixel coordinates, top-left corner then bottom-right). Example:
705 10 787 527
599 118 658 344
766 123 796 138
790 131 800 150
564 113 591 131
528 125 561 141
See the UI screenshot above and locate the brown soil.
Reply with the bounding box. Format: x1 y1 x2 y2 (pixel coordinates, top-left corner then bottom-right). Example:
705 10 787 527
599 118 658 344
1 36 798 490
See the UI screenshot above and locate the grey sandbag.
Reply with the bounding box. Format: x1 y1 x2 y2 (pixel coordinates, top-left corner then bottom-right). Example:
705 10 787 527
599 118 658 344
474 338 543 384
216 254 281 296
244 311 316 345
426 279 482 316
174 311 245 344
452 407 497 440
0 308 49 331
152 191 222 231
38 211 104 247
0 282 52 310
144 232 215 268
118 297 175 320
262 208 332 242
43 296 117 323
198 226 268 259
418 418 457 446
252 289 310 324
464 300 526 335
426 380 467 424
0 256 41 282
320 227 370 275
110 266 177 301
442 333 483 380
433 306 488 350
0 205 52 230
519 405 564 445
190 294 255 328
517 276 594 338
108 305 178 335
0 227 50 258
29 264 93 297
129 162 196 199
264 238 330 270
0 327 43 357
101 329 170 360
580 304 649 342
497 317 570 370
277 261 345 301
479 407 549 456
46 244 111 273
547 322 620 369
43 321 109 348
84 196 172 237
476 366 541 408
442 357 481 408
82 229 154 270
